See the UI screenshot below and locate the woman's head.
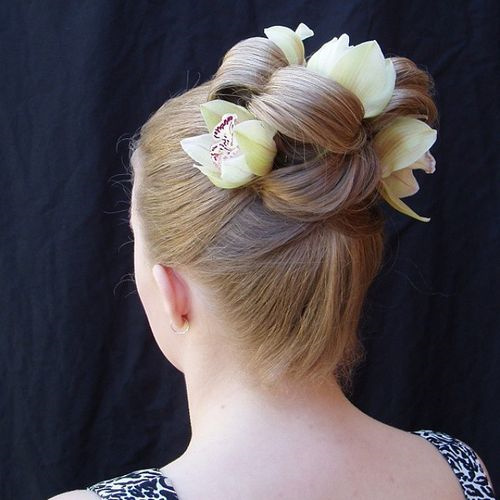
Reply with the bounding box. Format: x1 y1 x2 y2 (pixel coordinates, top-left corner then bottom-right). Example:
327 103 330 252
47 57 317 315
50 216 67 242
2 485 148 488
129 32 438 389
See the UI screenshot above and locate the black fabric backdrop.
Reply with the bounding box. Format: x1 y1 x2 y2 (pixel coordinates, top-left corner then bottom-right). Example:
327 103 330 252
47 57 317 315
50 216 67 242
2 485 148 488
2 1 499 499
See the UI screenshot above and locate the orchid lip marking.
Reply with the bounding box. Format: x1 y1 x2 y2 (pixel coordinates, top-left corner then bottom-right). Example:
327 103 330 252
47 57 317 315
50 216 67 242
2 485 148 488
210 113 241 170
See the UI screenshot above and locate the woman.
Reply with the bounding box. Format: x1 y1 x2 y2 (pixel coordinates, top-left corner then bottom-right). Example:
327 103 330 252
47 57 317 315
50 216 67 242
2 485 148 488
52 23 495 499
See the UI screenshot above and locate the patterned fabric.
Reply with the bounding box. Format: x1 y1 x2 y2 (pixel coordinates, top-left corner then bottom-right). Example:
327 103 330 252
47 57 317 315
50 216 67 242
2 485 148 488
87 430 496 499
412 429 496 499
87 468 178 499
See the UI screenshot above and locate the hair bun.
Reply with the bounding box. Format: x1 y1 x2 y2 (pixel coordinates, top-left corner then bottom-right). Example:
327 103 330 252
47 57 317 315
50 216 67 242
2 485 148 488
254 141 382 231
208 38 368 155
207 37 288 104
249 65 367 155
204 36 437 227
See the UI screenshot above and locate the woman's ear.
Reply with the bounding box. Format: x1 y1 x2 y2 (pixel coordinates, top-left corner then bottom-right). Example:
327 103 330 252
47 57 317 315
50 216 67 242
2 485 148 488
151 264 190 330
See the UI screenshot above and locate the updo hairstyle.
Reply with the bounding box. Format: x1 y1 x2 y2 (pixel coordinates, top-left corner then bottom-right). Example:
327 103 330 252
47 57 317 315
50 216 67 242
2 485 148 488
133 34 438 387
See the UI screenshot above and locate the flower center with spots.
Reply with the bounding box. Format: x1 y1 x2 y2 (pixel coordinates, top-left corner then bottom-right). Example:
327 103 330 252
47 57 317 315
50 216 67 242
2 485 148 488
210 113 240 170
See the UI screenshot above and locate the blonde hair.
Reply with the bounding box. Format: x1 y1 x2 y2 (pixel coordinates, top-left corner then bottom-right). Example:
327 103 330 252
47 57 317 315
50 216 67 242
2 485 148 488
132 36 438 388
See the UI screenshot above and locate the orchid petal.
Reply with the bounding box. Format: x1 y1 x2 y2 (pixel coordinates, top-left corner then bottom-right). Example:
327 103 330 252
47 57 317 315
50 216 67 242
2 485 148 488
383 151 436 198
295 22 314 41
306 33 350 76
200 100 255 132
179 133 218 172
264 22 314 65
193 163 223 184
379 183 431 222
412 151 436 174
192 157 252 189
234 120 277 176
367 58 396 118
373 117 438 177
383 167 420 199
219 154 255 187
323 39 396 118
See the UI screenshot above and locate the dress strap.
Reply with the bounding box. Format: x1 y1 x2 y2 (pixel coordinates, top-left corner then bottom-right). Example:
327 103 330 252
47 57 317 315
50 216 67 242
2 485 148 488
412 430 496 499
87 467 179 499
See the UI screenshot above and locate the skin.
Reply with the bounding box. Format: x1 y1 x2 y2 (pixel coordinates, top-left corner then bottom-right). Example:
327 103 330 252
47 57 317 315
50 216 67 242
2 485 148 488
51 148 489 499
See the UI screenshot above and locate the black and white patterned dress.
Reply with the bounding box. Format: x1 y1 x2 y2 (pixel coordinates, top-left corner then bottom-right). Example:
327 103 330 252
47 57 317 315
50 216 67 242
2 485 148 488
87 468 179 499
87 430 496 499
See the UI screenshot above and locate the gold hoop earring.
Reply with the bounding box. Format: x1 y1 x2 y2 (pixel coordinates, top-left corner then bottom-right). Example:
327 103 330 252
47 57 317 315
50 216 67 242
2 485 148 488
170 319 190 335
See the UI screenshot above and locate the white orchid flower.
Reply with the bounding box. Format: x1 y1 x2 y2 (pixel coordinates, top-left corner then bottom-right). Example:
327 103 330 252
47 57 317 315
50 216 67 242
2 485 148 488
264 22 314 65
307 33 396 118
180 99 277 189
372 116 438 222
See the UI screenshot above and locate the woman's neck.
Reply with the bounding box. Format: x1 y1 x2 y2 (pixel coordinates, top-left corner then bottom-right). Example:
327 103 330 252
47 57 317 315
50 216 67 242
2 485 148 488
179 348 362 458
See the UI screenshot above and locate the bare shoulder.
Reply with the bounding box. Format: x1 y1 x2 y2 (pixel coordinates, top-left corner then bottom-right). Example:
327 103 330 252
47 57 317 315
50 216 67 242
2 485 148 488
49 490 100 499
407 428 495 488
366 424 466 499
